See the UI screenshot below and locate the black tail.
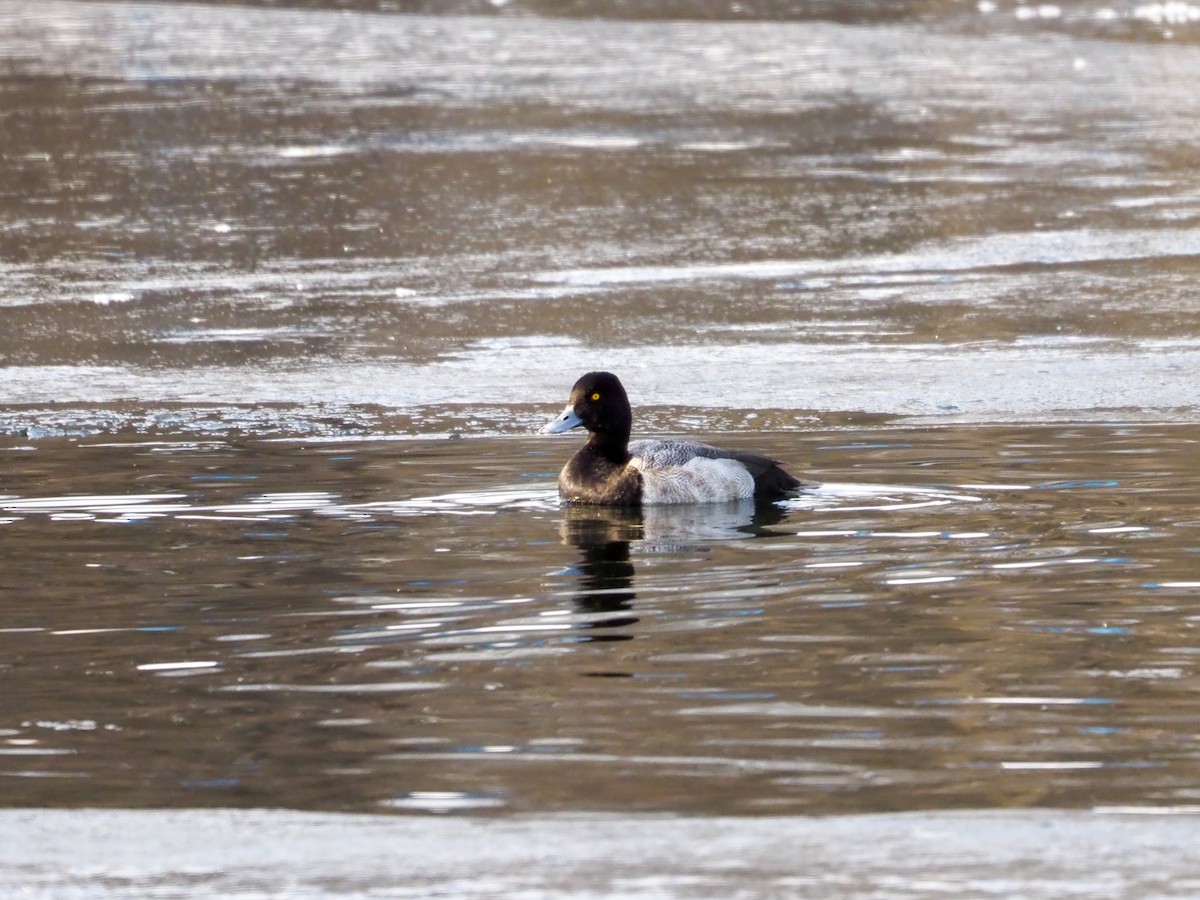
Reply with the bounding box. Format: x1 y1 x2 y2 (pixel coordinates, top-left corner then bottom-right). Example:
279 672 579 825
753 463 817 498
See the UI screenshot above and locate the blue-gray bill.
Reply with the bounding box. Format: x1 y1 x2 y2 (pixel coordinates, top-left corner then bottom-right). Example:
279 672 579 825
540 406 583 434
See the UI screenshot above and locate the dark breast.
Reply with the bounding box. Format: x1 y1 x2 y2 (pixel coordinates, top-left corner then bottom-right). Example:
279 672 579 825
560 454 644 505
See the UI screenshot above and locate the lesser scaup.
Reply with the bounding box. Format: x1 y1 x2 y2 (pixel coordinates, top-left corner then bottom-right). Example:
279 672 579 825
540 371 814 505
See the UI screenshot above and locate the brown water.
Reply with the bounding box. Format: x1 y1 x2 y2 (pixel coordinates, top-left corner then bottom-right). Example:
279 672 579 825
2 424 1198 815
2 0 1200 825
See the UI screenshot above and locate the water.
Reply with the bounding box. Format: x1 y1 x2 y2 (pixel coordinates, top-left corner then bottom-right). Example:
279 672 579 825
4 1 1200 434
2 424 1197 816
2 0 1199 841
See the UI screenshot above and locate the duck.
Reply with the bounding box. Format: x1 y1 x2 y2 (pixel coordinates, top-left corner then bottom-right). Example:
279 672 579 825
539 371 814 505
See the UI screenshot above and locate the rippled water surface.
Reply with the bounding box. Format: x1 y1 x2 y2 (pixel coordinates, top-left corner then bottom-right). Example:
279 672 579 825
2 0 1200 830
2 425 1198 815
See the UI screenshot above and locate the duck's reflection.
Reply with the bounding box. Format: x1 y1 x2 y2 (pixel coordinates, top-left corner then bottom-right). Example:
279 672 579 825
559 499 790 619
560 505 643 615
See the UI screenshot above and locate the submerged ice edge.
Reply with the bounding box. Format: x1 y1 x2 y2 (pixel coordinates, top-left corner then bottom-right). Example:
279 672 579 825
532 227 1200 288
0 483 986 526
785 483 985 512
0 486 562 520
4 340 1200 422
9 225 1200 307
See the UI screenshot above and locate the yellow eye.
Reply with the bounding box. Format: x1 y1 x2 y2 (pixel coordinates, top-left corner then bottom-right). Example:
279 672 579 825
590 392 601 401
